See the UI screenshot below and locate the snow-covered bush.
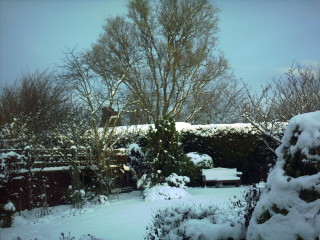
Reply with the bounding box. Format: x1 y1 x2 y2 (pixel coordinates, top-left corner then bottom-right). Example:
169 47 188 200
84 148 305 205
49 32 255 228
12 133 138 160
165 173 190 189
187 152 214 169
68 189 87 210
127 143 150 180
145 203 244 240
0 201 16 228
143 184 191 202
91 195 109 205
247 111 320 240
137 173 154 190
80 166 115 199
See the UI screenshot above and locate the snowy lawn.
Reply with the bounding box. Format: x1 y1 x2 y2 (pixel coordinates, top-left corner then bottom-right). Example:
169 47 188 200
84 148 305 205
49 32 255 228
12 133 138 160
1 187 247 240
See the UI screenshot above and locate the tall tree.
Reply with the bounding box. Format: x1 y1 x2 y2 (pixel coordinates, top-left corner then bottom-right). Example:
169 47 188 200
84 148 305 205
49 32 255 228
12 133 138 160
86 0 230 123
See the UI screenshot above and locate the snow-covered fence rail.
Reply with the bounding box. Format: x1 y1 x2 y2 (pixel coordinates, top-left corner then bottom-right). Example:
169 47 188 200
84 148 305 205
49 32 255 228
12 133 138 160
0 147 93 169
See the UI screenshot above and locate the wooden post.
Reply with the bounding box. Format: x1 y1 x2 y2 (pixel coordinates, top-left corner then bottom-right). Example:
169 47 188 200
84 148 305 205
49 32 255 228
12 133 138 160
24 147 33 211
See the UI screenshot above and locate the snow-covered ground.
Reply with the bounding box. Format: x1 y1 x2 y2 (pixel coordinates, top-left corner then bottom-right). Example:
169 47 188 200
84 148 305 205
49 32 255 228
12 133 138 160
1 187 247 240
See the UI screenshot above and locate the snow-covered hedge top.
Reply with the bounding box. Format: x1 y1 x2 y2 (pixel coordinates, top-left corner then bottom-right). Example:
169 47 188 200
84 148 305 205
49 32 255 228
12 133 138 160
102 122 286 138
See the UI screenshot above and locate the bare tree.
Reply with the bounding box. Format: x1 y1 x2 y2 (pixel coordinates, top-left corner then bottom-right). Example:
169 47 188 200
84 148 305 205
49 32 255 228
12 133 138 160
242 83 283 144
60 48 134 193
273 63 320 120
242 62 320 145
0 70 70 133
86 0 230 123
180 77 246 124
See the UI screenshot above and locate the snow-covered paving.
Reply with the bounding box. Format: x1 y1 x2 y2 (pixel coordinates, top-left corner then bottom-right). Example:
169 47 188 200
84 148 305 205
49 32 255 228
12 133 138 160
1 187 247 240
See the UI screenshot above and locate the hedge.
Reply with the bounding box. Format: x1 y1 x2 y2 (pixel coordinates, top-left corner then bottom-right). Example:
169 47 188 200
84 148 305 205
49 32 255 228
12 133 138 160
114 123 281 185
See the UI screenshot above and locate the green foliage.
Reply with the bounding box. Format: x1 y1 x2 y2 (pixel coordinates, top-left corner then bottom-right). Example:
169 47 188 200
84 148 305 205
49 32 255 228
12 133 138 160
257 210 271 224
271 204 289 216
127 143 151 180
145 117 194 183
284 127 320 178
257 203 289 225
299 188 320 203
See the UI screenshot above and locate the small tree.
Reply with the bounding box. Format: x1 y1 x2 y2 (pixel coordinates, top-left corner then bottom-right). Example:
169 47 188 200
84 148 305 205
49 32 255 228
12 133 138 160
145 117 194 184
61 48 135 195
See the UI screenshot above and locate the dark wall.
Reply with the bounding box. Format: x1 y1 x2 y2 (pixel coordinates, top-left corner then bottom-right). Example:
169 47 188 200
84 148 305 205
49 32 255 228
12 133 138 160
1 170 71 212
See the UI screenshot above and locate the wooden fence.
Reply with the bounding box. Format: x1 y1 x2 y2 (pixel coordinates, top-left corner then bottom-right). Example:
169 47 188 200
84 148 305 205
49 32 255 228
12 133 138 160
0 147 133 211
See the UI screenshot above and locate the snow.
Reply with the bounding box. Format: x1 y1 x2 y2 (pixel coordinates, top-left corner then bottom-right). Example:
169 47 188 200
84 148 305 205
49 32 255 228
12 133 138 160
0 151 24 159
4 201 16 211
247 111 320 240
179 218 244 240
187 152 213 168
143 184 191 201
202 168 242 181
0 187 246 240
102 122 266 137
165 173 190 188
127 143 143 155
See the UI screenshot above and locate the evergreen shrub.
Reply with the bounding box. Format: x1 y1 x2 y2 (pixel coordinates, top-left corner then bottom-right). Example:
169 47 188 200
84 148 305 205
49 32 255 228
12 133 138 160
144 117 198 185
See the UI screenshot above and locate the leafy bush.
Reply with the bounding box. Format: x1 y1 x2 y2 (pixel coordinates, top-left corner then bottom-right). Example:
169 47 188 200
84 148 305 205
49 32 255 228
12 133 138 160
187 152 214 169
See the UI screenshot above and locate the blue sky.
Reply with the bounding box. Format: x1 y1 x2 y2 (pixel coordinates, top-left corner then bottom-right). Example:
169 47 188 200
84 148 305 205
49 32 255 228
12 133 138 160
0 0 319 92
